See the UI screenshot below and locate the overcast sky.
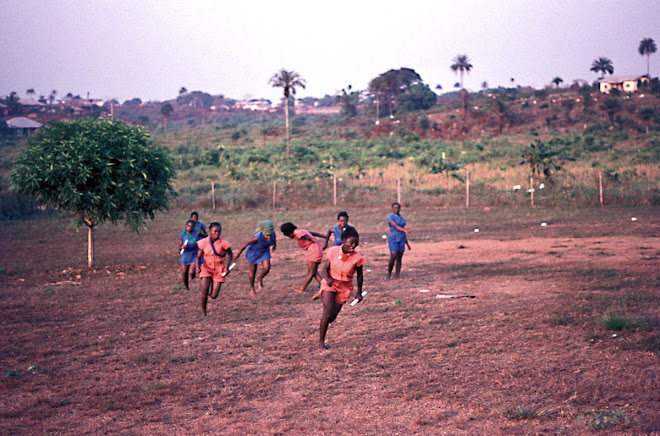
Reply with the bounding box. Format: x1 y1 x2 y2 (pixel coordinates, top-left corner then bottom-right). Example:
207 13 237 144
2 0 658 103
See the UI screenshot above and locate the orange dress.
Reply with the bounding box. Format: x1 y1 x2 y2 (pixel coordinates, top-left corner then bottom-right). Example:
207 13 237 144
321 245 365 304
293 229 323 263
197 236 232 281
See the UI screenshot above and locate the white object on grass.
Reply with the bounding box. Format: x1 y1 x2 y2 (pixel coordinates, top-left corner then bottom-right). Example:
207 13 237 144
631 217 637 221
350 291 367 306
513 185 521 190
221 262 236 277
474 229 479 233
539 183 545 189
382 235 387 239
541 222 547 227
419 289 430 293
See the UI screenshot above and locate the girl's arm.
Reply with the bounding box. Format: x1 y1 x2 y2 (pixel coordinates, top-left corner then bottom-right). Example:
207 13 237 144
323 228 333 249
310 231 328 239
235 237 258 259
225 248 234 273
355 265 364 301
195 247 203 271
319 257 332 285
388 221 410 233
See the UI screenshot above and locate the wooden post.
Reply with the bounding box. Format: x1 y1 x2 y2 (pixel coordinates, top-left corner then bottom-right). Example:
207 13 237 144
333 173 337 206
465 171 470 208
530 176 534 207
599 171 603 206
272 180 277 210
397 176 401 204
211 181 216 210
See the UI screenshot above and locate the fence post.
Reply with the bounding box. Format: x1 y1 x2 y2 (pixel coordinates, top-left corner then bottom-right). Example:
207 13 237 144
211 181 216 210
272 180 277 210
333 173 337 206
465 171 470 208
530 176 534 207
599 171 603 206
397 176 401 204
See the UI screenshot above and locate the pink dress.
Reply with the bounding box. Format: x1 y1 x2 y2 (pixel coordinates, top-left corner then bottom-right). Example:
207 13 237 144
197 237 231 281
293 229 323 263
321 245 365 304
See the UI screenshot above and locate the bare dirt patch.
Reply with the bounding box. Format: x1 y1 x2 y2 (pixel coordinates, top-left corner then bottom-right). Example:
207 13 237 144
1 207 658 435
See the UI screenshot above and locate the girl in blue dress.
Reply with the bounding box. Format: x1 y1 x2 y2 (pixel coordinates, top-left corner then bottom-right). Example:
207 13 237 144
179 220 199 290
323 211 356 249
387 202 411 279
235 220 277 297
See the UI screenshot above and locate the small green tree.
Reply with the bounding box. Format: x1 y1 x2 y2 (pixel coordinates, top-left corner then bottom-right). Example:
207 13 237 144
600 97 622 123
521 139 569 187
337 85 360 118
638 105 657 134
11 119 176 267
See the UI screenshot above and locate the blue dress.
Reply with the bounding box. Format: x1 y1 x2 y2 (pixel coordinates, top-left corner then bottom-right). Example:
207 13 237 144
180 231 199 266
245 232 276 264
387 213 407 252
331 224 355 246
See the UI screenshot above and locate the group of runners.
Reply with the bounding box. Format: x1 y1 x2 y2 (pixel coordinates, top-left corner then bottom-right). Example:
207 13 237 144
178 203 410 350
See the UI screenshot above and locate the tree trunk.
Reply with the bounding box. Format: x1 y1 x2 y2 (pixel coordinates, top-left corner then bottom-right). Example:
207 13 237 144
88 225 95 268
285 98 290 158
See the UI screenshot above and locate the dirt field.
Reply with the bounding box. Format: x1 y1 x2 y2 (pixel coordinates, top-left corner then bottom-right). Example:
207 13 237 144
1 206 658 435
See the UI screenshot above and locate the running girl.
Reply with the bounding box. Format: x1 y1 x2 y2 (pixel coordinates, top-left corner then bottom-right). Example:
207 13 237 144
235 220 277 298
195 222 233 316
280 222 327 294
179 219 199 290
318 226 365 350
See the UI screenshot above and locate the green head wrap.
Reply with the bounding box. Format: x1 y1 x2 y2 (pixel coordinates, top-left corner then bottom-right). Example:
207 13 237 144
257 220 274 236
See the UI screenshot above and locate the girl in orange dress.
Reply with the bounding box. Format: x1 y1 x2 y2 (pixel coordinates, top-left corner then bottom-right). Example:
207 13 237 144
280 222 327 294
195 222 233 316
318 226 365 350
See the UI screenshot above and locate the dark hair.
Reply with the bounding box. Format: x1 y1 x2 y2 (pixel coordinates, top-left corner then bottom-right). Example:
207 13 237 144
280 222 297 236
391 202 401 208
186 219 195 226
337 211 349 220
209 222 221 233
341 226 359 241
190 211 199 219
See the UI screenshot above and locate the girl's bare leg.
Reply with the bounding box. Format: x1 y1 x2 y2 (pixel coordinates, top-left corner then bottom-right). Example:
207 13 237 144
258 260 271 290
248 263 258 297
294 260 320 293
200 277 213 316
319 291 342 350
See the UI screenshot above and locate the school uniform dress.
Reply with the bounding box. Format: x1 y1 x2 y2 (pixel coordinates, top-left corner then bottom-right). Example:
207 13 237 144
321 245 365 304
293 229 323 263
331 224 355 246
180 231 198 266
388 212 407 252
193 222 208 264
245 232 276 264
197 237 231 281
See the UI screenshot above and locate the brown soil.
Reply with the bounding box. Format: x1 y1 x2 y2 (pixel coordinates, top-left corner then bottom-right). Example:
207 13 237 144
1 210 658 435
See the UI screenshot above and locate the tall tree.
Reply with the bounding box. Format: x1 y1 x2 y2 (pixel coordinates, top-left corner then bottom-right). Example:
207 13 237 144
552 77 563 88
638 38 657 77
269 69 306 158
10 119 175 268
451 54 473 123
590 57 614 78
179 87 188 96
160 102 173 129
26 88 35 97
337 85 360 118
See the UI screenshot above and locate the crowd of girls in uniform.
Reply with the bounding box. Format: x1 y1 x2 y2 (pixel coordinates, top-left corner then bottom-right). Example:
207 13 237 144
178 204 410 349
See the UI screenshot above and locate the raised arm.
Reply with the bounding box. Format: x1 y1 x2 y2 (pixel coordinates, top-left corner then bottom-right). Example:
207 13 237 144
323 227 333 249
235 236 258 259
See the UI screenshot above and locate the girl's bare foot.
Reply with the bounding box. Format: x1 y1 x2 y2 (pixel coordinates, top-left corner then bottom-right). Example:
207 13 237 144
258 280 264 290
318 342 328 351
249 287 257 298
293 286 304 293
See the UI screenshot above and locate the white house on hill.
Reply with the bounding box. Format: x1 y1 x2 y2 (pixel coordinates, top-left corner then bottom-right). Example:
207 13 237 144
599 75 649 94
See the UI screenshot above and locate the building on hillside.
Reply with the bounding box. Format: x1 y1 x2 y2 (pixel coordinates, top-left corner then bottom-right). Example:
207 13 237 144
233 99 273 111
599 75 649 94
18 97 46 112
0 103 8 116
7 117 43 135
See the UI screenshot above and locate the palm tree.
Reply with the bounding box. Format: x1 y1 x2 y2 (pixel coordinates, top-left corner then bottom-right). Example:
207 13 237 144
451 54 473 123
638 38 657 77
590 57 614 78
552 77 563 88
269 69 306 157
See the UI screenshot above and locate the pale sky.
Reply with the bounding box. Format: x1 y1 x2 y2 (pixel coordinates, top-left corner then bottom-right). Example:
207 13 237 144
1 0 658 103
